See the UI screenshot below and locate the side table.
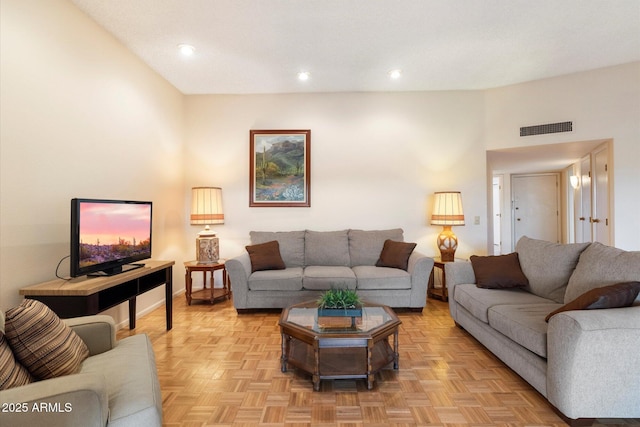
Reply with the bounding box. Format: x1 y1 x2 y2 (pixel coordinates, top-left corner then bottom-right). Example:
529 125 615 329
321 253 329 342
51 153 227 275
184 260 231 305
427 257 464 302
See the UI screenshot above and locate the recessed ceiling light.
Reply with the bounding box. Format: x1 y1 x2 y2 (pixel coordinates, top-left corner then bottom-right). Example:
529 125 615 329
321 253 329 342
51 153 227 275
389 69 402 80
178 44 196 56
297 71 310 81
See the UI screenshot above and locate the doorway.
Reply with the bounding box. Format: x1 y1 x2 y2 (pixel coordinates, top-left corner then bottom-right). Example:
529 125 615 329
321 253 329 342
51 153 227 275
511 173 560 247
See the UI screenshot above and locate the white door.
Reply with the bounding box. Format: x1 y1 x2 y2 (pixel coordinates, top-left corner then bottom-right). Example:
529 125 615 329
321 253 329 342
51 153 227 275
577 155 592 243
592 145 610 245
512 173 560 246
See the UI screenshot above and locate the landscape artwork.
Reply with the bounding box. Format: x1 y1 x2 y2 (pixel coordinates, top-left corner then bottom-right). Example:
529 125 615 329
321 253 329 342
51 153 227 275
250 129 311 207
79 202 151 267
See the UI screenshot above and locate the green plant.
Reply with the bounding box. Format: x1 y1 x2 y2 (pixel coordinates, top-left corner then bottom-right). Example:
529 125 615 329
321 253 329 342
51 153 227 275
317 288 362 309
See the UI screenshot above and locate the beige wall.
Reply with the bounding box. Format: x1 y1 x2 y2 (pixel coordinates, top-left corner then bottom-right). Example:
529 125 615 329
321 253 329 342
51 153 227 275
485 63 640 250
0 0 186 318
2 1 638 323
183 92 489 263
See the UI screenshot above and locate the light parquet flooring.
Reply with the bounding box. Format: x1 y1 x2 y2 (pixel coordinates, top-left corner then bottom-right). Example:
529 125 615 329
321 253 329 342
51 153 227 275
117 296 638 427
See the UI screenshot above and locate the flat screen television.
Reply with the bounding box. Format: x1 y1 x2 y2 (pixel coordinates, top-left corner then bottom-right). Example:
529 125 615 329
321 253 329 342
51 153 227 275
70 198 152 277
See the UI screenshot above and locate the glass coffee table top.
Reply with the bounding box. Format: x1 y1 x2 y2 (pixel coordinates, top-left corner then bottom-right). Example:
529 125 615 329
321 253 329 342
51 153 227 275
284 305 396 334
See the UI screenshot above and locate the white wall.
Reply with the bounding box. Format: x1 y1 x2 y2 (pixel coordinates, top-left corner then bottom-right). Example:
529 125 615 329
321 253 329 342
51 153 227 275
183 92 489 262
0 0 186 318
485 63 640 250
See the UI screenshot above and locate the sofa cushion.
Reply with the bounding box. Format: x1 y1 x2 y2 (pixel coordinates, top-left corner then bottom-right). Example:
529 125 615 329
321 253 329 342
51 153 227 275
80 333 162 426
349 228 404 266
305 230 350 266
0 332 34 390
488 303 560 358
250 230 305 267
546 281 640 322
516 236 590 303
565 242 640 303
470 253 528 289
302 266 356 290
245 240 286 272
248 267 303 291
352 265 411 290
375 240 416 271
454 283 554 323
4 299 89 380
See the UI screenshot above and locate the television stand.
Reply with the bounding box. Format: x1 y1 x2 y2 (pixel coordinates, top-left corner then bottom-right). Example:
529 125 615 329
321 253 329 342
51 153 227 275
19 260 174 330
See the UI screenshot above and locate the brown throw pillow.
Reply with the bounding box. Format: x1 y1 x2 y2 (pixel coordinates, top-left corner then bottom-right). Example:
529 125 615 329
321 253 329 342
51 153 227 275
470 253 529 289
545 281 640 322
0 332 34 390
246 240 286 272
4 299 89 380
375 240 417 271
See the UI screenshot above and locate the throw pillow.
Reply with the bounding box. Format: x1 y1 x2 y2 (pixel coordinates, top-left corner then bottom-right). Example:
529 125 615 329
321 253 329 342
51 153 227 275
0 332 34 390
375 240 417 271
246 240 286 272
515 236 590 303
4 299 89 380
470 253 529 289
564 242 640 303
545 281 640 322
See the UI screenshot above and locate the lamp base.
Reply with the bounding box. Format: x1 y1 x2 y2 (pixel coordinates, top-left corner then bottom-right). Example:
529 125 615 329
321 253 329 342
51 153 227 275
196 235 219 264
437 226 458 262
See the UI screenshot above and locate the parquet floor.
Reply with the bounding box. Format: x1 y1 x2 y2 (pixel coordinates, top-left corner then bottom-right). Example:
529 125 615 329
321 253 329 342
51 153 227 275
117 296 638 427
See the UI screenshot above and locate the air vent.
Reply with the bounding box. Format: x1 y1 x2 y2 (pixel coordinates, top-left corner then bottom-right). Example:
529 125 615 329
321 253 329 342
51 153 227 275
520 121 572 137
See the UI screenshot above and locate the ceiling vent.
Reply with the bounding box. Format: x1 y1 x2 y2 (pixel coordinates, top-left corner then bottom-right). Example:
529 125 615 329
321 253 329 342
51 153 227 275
520 121 572 137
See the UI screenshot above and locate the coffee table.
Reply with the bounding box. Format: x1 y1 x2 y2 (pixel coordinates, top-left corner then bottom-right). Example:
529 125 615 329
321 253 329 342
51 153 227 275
279 301 401 390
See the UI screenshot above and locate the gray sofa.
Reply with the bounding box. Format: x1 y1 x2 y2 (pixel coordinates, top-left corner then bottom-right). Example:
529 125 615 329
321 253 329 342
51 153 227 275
0 314 162 427
445 237 640 424
226 229 434 311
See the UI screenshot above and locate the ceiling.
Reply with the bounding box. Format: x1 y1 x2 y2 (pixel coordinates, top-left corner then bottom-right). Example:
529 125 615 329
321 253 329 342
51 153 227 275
70 0 640 95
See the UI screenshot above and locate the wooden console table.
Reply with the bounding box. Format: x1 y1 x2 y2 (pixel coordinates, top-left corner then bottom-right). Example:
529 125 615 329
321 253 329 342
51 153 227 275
19 260 174 330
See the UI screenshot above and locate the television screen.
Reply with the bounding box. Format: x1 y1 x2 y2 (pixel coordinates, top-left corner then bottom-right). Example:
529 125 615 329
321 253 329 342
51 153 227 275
70 199 152 277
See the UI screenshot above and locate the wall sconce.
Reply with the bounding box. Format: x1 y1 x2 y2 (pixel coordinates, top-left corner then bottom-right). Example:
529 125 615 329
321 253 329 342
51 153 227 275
190 187 224 263
570 175 580 189
430 191 465 262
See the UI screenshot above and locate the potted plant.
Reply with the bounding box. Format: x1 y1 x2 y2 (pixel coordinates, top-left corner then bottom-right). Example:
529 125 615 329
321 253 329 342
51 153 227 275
317 288 363 317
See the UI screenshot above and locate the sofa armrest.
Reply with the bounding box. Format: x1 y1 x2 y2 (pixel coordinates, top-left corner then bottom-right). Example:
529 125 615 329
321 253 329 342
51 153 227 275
443 261 475 320
225 253 252 310
0 372 109 427
64 315 116 356
547 307 640 419
407 251 434 308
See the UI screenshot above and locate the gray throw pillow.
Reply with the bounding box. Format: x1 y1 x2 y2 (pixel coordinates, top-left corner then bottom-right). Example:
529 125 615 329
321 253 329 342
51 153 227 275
564 242 640 303
515 236 590 303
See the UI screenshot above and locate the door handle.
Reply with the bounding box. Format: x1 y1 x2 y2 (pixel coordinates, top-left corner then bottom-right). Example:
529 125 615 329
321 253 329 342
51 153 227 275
591 218 601 223
517 218 521 221
579 217 585 221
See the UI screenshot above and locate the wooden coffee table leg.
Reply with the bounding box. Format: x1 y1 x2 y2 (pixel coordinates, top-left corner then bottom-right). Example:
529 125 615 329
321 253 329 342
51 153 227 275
367 340 374 389
281 333 289 372
393 330 399 369
313 342 320 391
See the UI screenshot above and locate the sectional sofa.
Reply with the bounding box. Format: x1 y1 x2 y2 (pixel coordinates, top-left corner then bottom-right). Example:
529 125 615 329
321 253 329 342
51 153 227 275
225 228 434 311
445 237 640 424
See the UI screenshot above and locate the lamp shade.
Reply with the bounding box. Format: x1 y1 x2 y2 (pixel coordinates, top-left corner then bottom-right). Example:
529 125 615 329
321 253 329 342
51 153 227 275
190 187 224 225
431 191 465 226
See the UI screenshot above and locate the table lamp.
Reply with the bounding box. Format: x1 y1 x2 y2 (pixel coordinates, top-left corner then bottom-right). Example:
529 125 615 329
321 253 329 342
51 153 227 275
430 191 465 262
190 187 224 263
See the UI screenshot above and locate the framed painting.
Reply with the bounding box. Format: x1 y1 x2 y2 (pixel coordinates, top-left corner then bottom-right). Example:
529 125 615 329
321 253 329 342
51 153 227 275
249 129 311 207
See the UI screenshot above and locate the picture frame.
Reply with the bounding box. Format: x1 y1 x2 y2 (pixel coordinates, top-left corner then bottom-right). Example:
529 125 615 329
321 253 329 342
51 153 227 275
249 129 311 207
